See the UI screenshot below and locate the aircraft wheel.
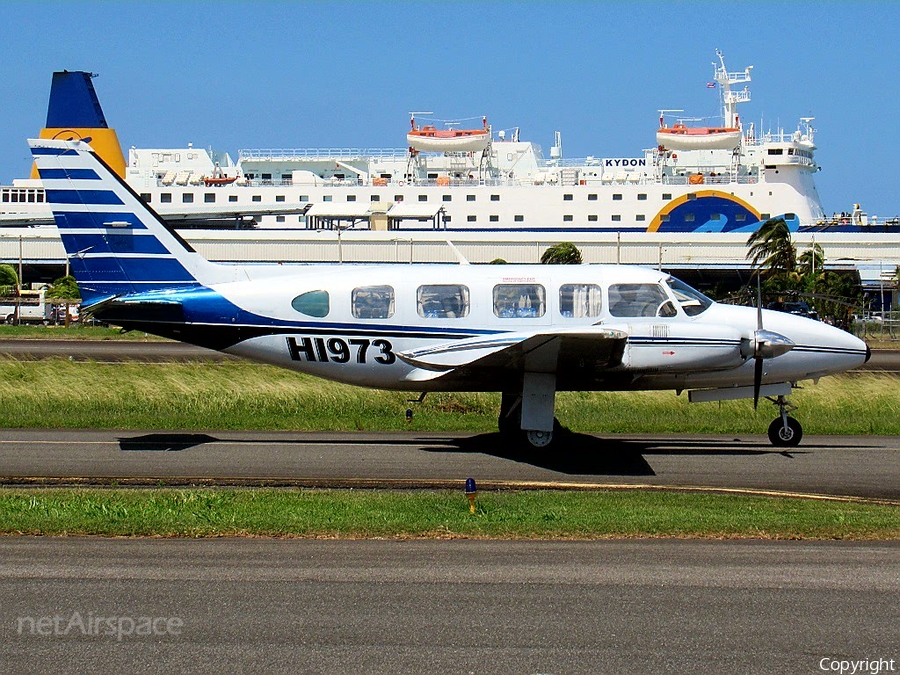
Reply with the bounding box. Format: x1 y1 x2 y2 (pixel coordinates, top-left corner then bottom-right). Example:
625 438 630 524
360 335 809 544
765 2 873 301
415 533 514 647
525 429 554 449
768 416 803 447
522 420 564 449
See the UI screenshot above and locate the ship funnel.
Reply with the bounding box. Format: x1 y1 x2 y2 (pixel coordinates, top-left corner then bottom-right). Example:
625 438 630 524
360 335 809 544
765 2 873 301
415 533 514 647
30 71 126 179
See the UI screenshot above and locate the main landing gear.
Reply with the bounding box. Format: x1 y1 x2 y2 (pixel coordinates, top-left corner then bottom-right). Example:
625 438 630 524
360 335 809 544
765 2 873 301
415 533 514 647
766 394 802 447
498 389 563 450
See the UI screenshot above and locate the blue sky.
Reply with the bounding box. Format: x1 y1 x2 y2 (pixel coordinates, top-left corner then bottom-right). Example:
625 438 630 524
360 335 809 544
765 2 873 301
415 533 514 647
1 1 898 217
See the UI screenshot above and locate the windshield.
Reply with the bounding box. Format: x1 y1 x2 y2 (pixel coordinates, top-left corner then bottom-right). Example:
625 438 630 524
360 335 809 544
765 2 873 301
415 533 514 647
608 283 672 317
665 277 714 316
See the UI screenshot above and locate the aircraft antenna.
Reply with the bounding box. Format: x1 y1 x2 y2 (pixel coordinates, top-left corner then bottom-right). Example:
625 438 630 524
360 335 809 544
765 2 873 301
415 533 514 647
445 240 470 265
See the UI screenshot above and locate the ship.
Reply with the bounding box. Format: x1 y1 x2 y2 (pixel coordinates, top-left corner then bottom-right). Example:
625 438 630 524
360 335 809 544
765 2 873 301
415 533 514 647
1 52 895 235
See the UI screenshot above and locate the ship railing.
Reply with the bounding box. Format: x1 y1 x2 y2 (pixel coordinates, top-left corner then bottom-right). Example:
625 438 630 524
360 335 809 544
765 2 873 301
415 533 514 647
743 131 813 147
399 178 517 188
238 148 409 162
814 215 900 228
660 174 758 186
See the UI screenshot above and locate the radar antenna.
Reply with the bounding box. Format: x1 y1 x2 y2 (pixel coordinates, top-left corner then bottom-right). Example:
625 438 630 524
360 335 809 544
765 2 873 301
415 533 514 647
714 49 753 128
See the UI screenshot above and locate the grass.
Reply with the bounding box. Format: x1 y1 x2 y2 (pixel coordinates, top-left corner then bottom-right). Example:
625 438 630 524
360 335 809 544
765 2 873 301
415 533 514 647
0 324 168 340
0 357 897 434
0 488 896 539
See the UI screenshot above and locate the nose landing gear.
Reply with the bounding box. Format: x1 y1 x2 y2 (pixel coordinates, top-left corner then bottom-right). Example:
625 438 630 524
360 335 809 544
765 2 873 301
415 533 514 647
766 394 802 447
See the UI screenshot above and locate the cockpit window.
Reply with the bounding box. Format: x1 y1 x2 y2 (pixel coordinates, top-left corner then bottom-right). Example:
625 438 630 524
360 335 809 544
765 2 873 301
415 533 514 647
291 290 329 317
665 277 713 316
417 284 469 318
608 283 670 317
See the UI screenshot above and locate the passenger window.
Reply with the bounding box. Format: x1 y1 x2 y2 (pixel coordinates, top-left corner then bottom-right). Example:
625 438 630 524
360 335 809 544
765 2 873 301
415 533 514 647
291 290 329 318
417 285 469 318
493 284 546 318
352 285 395 319
559 284 602 318
608 283 670 317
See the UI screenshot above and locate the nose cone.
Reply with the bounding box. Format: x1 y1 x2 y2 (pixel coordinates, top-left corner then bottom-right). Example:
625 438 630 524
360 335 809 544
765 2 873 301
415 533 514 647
762 310 869 376
703 303 869 379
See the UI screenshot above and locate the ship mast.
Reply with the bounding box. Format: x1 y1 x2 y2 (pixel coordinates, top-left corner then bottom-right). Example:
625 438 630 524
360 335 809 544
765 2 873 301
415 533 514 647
714 49 753 129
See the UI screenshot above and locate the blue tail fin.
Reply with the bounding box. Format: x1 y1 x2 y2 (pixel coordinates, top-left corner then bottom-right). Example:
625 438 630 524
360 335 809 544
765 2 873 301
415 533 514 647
29 138 233 306
46 71 108 128
32 71 127 180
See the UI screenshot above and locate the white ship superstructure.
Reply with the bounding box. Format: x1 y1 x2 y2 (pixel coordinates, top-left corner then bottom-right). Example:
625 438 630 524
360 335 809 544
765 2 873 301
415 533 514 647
3 52 889 235
110 51 827 235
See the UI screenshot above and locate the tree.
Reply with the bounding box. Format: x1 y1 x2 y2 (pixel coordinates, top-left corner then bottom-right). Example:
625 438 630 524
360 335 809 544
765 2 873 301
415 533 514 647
746 217 796 278
488 258 508 265
540 242 582 265
797 243 825 279
812 270 862 330
0 264 18 296
46 275 81 301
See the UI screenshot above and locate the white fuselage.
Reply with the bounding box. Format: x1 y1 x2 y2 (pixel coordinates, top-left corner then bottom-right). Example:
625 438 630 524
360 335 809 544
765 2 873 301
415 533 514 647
213 263 866 392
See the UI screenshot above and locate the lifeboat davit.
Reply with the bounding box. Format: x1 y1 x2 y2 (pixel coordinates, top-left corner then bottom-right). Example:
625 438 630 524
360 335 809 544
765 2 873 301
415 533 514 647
407 116 490 153
656 122 742 150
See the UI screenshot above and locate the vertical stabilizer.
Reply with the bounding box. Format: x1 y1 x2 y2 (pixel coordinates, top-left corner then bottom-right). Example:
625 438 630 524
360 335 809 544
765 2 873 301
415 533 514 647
31 71 126 179
29 138 238 305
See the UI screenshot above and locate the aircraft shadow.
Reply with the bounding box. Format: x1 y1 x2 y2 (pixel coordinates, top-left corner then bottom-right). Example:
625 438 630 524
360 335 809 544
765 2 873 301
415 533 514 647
430 431 823 476
432 431 658 476
119 433 219 452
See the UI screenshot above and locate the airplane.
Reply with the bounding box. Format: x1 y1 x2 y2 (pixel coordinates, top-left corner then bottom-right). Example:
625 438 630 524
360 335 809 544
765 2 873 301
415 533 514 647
28 137 870 449
1 71 306 228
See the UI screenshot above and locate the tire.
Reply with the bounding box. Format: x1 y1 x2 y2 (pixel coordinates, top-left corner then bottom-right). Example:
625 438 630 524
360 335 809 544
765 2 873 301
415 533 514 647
525 429 554 449
5 314 14 325
768 416 803 447
522 419 565 450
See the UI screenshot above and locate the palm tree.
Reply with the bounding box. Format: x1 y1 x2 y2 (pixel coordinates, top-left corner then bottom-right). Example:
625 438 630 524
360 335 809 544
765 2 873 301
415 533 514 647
797 243 825 278
746 217 796 277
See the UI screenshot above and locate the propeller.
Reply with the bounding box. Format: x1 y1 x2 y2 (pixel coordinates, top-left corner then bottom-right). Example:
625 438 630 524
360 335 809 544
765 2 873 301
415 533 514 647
744 273 795 408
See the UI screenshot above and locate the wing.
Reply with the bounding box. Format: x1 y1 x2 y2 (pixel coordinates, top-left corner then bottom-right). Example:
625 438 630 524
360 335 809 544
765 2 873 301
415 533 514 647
398 327 628 388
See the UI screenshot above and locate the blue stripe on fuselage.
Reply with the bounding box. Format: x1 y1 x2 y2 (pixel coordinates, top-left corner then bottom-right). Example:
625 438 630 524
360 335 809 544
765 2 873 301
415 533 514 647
99 286 498 340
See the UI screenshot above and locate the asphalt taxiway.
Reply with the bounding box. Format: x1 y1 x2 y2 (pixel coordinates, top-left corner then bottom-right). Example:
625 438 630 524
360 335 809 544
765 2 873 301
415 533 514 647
1 429 899 500
2 538 897 674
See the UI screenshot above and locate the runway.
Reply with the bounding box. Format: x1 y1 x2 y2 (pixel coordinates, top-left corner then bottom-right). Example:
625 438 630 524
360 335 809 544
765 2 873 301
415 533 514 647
1 538 897 673
1 429 899 500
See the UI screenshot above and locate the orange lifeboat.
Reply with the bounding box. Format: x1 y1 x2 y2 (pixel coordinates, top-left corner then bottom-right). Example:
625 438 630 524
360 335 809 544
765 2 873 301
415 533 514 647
203 175 238 187
407 116 490 153
656 122 742 150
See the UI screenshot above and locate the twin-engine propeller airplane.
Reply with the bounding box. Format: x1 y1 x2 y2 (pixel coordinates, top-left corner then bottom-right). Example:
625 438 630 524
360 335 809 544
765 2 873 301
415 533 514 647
30 138 870 449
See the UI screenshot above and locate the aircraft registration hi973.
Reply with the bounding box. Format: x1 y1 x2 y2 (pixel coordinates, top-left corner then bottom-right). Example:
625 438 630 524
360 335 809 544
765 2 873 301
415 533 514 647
30 138 869 449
